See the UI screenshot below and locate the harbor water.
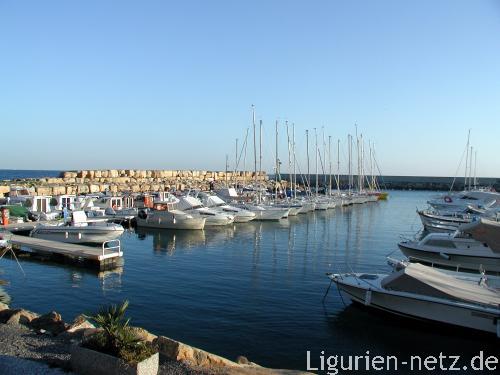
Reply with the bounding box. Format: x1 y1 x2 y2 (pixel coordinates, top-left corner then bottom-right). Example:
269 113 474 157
1 190 496 372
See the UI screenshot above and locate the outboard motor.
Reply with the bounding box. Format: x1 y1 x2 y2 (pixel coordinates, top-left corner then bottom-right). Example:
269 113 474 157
138 210 148 220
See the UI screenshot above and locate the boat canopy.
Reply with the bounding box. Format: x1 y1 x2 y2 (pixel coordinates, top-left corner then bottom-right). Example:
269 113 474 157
205 195 226 207
381 263 500 307
461 218 500 253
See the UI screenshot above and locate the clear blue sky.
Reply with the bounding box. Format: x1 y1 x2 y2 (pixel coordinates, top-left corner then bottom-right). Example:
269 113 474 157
1 0 500 177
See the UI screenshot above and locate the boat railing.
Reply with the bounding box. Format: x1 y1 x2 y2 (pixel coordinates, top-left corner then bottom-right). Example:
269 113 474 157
102 239 121 256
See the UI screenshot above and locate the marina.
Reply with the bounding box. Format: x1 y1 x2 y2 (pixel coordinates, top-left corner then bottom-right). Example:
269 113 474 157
1 190 498 371
1 2 500 373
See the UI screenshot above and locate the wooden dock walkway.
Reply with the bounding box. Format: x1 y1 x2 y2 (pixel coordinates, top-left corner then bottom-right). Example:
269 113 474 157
9 235 123 268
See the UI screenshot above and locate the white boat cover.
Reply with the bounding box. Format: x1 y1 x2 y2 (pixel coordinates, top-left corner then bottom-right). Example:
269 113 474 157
461 218 500 253
381 263 500 307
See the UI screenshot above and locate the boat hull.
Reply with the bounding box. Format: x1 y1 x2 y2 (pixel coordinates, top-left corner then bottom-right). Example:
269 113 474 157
136 216 206 230
31 226 124 244
398 243 500 274
335 279 499 335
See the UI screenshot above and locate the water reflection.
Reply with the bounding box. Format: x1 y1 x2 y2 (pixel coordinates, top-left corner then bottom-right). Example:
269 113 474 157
135 227 206 253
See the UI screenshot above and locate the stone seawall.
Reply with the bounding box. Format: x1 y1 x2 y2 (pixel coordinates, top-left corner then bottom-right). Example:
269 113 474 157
0 170 269 196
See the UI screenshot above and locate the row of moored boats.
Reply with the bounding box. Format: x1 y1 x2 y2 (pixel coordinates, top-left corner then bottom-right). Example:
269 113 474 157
328 188 500 337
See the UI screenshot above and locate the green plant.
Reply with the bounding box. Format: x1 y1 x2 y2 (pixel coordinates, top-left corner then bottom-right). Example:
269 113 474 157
83 300 155 364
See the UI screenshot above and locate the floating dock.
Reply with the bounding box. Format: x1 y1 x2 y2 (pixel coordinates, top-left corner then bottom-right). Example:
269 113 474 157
9 235 123 270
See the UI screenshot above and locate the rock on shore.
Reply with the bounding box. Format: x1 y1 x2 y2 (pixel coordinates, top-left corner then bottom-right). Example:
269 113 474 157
0 303 312 374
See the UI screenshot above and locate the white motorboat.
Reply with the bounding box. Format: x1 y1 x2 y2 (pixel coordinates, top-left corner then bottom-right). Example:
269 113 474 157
135 209 206 230
314 198 330 211
174 196 235 226
30 211 124 244
328 263 500 336
197 192 256 223
234 202 290 221
417 209 474 233
297 200 315 214
427 190 500 212
398 231 500 274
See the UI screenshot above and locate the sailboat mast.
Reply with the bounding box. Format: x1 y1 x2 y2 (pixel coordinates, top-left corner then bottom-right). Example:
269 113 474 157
474 150 478 189
328 135 332 196
348 134 352 194
243 128 248 188
322 127 327 192
468 146 473 191
259 119 262 203
286 121 292 200
234 138 238 186
275 119 279 202
252 105 257 189
225 154 229 187
464 129 470 190
337 138 340 194
306 130 310 194
315 128 318 197
293 123 296 199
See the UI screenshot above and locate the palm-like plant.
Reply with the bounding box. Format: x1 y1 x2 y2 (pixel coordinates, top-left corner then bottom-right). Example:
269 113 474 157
84 300 143 358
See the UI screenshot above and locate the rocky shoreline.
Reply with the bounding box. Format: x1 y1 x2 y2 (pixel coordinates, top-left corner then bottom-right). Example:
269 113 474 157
0 303 311 375
0 169 270 196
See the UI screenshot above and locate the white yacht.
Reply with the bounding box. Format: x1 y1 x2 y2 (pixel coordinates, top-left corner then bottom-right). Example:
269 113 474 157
135 209 206 230
398 231 500 273
174 196 235 226
197 192 255 223
328 263 500 336
234 202 290 221
417 209 474 233
30 211 124 244
427 190 500 212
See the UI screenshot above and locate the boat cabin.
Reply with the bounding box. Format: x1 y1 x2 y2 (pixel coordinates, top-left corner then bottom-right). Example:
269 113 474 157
8 195 53 213
52 194 76 210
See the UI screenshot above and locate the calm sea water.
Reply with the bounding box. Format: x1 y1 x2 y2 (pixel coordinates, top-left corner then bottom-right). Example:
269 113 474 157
1 190 496 373
0 169 61 180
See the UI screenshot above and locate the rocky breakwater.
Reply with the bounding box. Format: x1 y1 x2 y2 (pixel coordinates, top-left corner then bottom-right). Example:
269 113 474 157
0 302 311 374
0 169 269 197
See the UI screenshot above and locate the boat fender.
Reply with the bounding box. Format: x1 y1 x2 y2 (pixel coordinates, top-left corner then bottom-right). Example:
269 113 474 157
138 210 148 220
439 253 451 260
444 196 452 203
364 290 372 306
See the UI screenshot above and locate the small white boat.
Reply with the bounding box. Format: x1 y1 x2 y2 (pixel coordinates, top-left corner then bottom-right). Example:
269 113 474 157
30 211 124 244
197 192 256 223
328 263 500 336
174 196 234 226
398 231 500 274
135 209 206 230
417 209 473 233
427 190 500 212
235 203 290 221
